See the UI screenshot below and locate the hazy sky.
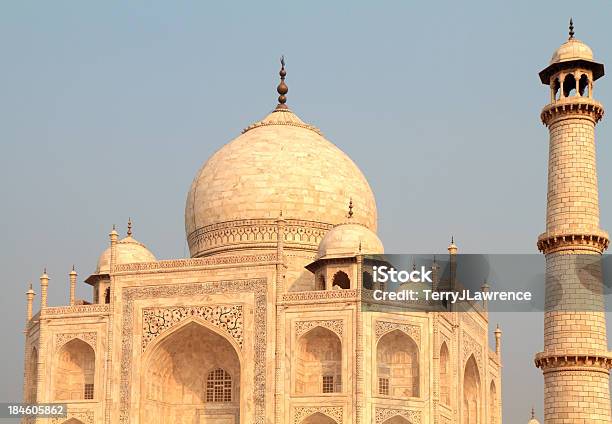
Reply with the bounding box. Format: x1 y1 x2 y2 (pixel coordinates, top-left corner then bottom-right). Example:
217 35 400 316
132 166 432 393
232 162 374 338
1 2 611 423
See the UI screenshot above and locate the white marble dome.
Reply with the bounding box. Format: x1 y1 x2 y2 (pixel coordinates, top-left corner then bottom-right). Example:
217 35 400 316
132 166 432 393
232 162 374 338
185 107 378 257
95 235 156 274
316 222 383 259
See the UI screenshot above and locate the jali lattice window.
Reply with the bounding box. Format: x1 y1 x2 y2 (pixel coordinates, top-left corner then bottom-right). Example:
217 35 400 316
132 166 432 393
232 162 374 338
378 377 389 395
206 368 232 402
84 383 94 399
322 375 335 393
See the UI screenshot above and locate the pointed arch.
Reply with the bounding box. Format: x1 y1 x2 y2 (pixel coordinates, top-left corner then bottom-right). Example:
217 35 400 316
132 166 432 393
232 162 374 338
141 320 241 424
332 270 350 289
62 419 85 424
301 412 337 424
28 346 38 402
489 380 498 424
376 329 420 398
439 341 450 406
53 339 95 401
296 326 342 394
463 354 481 424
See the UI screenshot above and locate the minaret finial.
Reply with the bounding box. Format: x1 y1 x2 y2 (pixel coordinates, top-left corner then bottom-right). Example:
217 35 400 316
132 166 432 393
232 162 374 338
569 18 574 40
127 217 132 237
348 198 354 219
276 55 288 109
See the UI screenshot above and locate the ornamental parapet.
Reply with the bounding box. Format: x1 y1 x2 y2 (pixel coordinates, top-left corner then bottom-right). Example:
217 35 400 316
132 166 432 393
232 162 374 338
534 350 612 372
41 304 110 317
540 97 604 126
113 252 279 273
537 230 609 254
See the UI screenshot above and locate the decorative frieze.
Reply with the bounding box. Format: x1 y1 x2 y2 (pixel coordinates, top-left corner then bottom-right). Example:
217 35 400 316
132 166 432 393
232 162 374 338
295 319 344 338
283 289 358 303
114 252 278 273
55 332 97 351
375 407 421 424
142 305 243 351
462 330 483 370
187 218 332 258
293 406 343 424
375 320 421 345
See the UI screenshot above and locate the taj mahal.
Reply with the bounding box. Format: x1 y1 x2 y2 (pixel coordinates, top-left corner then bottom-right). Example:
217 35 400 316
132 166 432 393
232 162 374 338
21 22 611 424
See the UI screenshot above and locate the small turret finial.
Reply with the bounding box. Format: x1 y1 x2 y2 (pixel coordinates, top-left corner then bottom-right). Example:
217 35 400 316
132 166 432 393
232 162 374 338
127 217 133 237
276 56 289 109
348 198 354 219
569 18 575 40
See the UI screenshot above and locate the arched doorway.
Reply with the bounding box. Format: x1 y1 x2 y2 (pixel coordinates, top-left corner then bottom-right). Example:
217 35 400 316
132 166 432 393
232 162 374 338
296 327 342 394
301 412 337 424
62 419 85 424
54 339 95 401
383 416 411 424
463 355 481 424
141 321 241 424
376 330 419 398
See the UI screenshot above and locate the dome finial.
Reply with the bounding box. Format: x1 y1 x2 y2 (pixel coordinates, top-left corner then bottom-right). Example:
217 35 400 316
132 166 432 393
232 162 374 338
127 217 133 237
531 406 535 419
276 55 289 110
569 18 575 40
348 198 354 219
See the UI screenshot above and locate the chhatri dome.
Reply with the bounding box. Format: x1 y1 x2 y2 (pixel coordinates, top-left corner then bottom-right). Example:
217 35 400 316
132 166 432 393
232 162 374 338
185 58 377 257
316 201 384 259
93 220 156 275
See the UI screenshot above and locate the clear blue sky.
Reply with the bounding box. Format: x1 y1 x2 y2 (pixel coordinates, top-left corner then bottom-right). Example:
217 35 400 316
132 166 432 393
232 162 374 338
1 2 611 423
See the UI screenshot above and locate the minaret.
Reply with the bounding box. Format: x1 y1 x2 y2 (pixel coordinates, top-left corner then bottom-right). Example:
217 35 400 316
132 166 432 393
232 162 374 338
535 20 611 423
69 266 77 306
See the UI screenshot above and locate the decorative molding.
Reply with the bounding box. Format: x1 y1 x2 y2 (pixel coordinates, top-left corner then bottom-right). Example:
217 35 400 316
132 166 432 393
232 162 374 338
142 305 243 351
119 279 267 424
283 289 358 303
460 313 485 338
375 407 421 424
462 330 483 371
540 98 605 126
295 319 344 338
42 304 110 316
187 218 332 257
55 332 97 351
293 406 343 424
114 253 278 273
375 320 421 345
537 230 609 254
51 409 94 424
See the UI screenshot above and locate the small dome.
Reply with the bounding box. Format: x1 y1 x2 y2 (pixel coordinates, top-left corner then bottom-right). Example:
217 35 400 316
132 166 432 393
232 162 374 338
550 38 594 64
317 222 383 259
95 235 156 274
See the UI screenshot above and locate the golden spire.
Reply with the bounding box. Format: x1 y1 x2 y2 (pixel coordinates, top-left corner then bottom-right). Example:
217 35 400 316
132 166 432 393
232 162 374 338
276 56 289 110
531 406 535 419
568 18 575 40
127 217 133 237
348 198 354 219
